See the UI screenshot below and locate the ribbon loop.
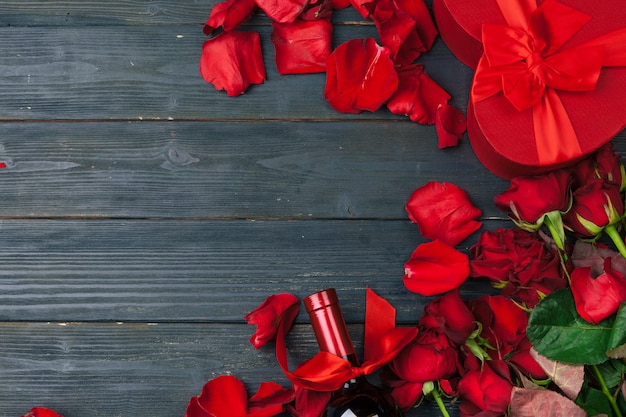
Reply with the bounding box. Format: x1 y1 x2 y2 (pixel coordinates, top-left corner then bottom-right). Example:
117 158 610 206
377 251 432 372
472 0 626 166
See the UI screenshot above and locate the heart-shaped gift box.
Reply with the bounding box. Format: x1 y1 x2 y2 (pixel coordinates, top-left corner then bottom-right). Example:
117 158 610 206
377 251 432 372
433 0 626 179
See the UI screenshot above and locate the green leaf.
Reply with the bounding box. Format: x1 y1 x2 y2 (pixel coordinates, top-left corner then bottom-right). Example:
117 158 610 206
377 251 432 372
575 385 613 417
594 359 626 389
527 289 614 365
607 302 626 359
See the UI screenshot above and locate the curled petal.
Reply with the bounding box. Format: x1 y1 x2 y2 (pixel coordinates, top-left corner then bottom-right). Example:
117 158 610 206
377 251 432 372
203 0 257 35
405 181 482 246
570 258 626 324
271 19 333 75
435 103 466 148
324 37 398 114
244 293 300 349
403 240 470 296
254 0 309 23
200 31 266 96
186 375 248 417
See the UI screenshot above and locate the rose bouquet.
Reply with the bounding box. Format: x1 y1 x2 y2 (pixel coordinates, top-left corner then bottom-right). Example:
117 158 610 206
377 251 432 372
184 142 625 417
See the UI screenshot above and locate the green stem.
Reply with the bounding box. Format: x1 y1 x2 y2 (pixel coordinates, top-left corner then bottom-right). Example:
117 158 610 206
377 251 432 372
543 211 571 282
591 364 624 417
431 387 451 417
605 224 626 259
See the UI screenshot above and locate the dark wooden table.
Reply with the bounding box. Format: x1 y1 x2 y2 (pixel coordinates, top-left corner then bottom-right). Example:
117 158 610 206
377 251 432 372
0 1 623 416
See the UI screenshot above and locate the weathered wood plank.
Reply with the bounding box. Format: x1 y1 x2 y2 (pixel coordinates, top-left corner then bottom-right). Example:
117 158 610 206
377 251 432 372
0 218 502 323
0 24 471 121
0 321 457 417
0 120 509 219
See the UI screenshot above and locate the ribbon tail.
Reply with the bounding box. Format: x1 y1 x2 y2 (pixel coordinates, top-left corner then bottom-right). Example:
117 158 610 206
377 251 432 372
574 27 626 67
364 287 397 362
532 88 582 165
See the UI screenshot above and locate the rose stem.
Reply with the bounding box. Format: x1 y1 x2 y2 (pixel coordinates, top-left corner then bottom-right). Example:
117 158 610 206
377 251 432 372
430 387 451 417
590 364 623 417
604 224 626 258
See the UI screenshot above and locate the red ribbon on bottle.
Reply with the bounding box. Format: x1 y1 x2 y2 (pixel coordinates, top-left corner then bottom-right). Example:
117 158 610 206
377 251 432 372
470 0 626 165
273 288 418 392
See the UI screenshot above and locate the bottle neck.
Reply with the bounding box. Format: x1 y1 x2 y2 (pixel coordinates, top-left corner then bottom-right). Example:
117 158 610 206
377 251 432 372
303 288 360 367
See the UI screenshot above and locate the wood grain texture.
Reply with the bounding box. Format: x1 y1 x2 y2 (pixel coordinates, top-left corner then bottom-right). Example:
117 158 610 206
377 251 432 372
0 121 509 219
0 25 472 121
0 218 502 324
0 322 458 417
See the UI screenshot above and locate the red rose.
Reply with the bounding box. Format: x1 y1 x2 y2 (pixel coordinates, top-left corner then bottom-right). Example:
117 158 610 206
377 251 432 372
324 37 398 114
418 289 475 346
244 293 299 349
185 375 294 417
405 181 482 247
468 295 528 359
200 31 266 96
562 179 624 238
403 240 470 296
570 258 626 324
271 19 333 75
202 0 257 35
494 169 572 226
20 408 64 417
390 329 458 383
594 142 626 191
457 359 513 417
470 228 566 308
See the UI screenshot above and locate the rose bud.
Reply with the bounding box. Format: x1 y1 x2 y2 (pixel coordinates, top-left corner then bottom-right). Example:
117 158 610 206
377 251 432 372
570 258 626 324
418 289 475 346
563 179 623 238
595 142 626 191
457 359 514 416
494 169 572 250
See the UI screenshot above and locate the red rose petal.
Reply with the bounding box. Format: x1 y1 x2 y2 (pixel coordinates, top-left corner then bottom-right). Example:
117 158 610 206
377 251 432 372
203 0 257 35
403 240 470 296
324 37 398 114
187 375 248 417
271 19 333 74
200 31 266 96
436 102 466 148
244 293 299 349
254 0 310 23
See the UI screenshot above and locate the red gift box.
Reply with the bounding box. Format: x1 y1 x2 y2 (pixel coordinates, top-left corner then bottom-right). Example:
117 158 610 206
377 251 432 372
433 0 626 178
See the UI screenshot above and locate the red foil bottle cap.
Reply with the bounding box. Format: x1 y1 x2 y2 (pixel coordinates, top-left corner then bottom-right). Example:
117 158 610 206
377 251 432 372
303 288 358 362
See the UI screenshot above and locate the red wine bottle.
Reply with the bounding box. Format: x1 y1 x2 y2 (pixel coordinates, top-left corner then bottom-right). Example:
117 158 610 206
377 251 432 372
303 288 402 417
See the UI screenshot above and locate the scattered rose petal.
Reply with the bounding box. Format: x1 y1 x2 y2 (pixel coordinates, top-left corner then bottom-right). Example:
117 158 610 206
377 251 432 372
387 64 456 127
244 293 299 349
271 19 333 74
254 0 310 23
200 31 266 96
509 387 587 417
530 348 584 400
403 240 470 296
324 37 398 114
405 181 482 246
436 102 466 148
21 408 64 417
203 0 257 35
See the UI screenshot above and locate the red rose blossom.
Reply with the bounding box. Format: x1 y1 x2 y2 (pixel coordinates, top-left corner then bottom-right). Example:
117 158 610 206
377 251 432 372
494 169 572 226
271 19 333 75
202 0 257 35
244 293 299 349
20 408 64 417
418 288 475 346
562 179 624 238
324 37 398 114
470 228 566 308
403 240 470 296
570 258 626 324
405 181 482 246
200 31 266 96
185 375 294 417
457 359 514 416
390 329 459 383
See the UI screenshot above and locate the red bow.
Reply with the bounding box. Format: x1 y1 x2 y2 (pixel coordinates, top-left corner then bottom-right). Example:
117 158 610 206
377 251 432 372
273 288 418 392
471 0 626 165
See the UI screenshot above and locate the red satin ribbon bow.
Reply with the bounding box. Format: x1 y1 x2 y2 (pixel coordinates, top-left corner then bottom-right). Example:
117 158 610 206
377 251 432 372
471 0 626 165
275 288 418 392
